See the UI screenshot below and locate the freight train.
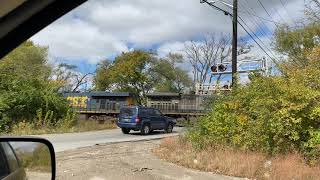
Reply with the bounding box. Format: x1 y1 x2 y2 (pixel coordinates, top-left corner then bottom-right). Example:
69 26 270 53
63 91 211 121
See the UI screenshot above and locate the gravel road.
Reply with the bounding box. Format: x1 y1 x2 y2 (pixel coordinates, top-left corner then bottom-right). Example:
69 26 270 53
55 140 244 180
35 127 184 152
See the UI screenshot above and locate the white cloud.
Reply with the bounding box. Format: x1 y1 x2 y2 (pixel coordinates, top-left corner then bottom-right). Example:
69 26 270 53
32 18 128 64
31 0 305 65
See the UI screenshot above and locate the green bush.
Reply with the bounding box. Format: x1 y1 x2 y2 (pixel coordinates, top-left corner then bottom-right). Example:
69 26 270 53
188 73 320 162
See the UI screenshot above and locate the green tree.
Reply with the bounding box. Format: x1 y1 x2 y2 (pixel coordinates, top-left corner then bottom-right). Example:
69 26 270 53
0 41 68 132
274 23 320 68
94 50 154 104
149 53 192 93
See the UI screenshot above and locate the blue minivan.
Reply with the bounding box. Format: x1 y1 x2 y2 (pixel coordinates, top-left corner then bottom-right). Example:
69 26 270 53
117 106 176 135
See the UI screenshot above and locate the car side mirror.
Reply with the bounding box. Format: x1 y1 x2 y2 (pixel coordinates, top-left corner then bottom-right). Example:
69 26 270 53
0 137 55 180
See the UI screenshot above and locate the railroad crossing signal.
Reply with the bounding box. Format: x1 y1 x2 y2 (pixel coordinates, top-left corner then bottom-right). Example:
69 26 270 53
211 64 227 73
210 58 267 75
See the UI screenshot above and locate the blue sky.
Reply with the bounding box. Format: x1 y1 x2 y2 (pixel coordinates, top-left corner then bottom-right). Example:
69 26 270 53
31 0 305 79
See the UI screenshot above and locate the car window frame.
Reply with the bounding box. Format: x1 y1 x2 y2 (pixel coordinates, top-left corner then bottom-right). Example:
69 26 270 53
0 144 10 179
1 142 20 173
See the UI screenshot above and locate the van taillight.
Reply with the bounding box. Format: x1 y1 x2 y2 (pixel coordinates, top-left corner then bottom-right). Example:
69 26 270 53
135 117 140 123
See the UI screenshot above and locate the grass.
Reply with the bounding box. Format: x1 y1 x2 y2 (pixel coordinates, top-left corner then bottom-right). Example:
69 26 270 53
14 143 52 172
9 120 117 135
153 137 320 180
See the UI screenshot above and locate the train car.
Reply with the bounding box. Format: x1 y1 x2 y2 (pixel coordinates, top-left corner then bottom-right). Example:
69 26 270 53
146 92 209 115
64 92 134 120
64 91 209 121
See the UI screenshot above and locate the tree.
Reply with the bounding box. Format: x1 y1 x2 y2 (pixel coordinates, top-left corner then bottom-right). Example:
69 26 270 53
274 23 320 68
94 60 112 91
0 41 69 132
149 53 192 93
51 63 93 92
94 50 154 104
184 34 231 86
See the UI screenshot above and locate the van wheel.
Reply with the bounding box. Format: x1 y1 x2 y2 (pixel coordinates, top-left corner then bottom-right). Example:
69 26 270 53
141 124 151 135
165 124 173 133
121 128 130 134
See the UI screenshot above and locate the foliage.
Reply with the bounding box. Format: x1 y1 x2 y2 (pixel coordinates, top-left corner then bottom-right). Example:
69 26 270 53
51 63 93 92
188 76 320 160
0 41 70 133
274 23 320 68
95 50 154 104
56 109 77 130
187 9 320 163
94 50 193 104
16 143 51 172
149 53 192 93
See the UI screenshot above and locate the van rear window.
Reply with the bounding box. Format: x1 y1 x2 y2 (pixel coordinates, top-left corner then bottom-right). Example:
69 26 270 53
120 108 137 117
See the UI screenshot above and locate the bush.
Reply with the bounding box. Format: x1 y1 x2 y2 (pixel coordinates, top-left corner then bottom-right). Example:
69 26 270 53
188 72 320 163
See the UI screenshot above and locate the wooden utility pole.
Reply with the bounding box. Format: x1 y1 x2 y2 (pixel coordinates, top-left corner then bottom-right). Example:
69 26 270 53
231 0 238 87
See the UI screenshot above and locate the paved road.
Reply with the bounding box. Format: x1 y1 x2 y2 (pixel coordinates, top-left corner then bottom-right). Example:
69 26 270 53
35 127 184 152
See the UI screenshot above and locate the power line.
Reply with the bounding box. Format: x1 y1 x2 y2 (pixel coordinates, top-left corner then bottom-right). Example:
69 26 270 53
237 19 277 63
278 0 296 25
240 1 275 44
238 15 277 59
220 0 277 41
224 0 276 52
201 0 232 16
201 0 279 64
257 0 278 26
237 9 280 25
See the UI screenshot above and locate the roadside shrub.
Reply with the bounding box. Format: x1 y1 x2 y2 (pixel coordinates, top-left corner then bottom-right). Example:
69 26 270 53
11 120 34 135
56 109 77 130
188 71 320 162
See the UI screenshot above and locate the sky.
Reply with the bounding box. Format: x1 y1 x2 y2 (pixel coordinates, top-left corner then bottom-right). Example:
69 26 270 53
30 0 306 82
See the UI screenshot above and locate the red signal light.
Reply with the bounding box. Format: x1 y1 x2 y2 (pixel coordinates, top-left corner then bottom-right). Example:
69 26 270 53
211 65 217 72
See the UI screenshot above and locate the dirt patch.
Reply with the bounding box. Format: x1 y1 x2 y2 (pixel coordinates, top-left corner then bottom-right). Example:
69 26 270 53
27 171 51 180
55 140 242 180
153 137 320 180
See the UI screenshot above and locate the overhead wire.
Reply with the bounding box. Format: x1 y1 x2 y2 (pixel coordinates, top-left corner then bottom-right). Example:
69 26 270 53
278 0 296 25
256 0 279 26
237 19 277 64
221 0 276 54
201 0 278 63
240 0 275 45
237 15 278 60
269 0 287 23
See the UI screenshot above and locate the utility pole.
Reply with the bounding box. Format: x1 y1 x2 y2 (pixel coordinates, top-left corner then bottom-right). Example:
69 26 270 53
231 0 238 87
200 0 238 87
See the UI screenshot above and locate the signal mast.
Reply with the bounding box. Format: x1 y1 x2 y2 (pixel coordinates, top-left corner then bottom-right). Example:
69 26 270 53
195 58 268 95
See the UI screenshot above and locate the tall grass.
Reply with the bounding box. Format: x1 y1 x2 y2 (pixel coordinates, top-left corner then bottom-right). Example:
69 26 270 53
154 137 320 179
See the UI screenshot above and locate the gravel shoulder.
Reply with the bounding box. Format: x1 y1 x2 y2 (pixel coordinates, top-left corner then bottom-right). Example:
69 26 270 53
56 140 244 180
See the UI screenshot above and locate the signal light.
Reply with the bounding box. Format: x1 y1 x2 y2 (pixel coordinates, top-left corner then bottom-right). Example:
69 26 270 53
135 117 140 123
218 64 227 72
211 65 217 72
